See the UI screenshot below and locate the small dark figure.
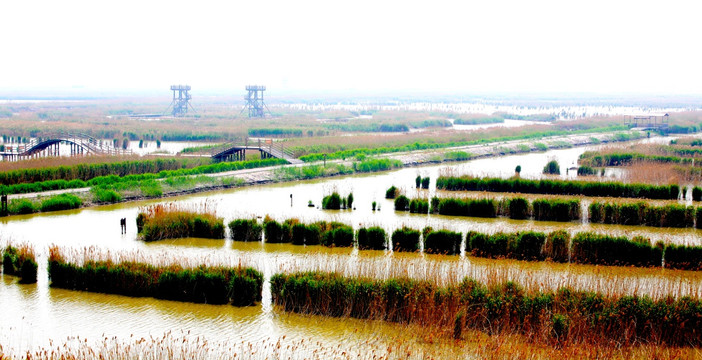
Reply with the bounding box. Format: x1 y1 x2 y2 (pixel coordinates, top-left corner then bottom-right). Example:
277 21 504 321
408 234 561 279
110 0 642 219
120 218 126 234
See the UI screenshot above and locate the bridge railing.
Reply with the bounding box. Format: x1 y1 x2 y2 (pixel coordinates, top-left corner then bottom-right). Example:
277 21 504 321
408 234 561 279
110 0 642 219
1 132 133 156
208 138 295 159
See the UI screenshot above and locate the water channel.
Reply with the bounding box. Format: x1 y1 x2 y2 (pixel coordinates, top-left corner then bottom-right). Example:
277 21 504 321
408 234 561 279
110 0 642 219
2 139 701 356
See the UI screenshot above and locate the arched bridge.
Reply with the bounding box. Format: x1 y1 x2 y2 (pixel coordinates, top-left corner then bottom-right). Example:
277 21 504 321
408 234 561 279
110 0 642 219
210 138 303 164
1 133 131 161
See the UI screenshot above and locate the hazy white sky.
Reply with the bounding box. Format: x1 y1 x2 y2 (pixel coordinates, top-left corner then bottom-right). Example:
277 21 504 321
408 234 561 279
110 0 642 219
2 0 701 95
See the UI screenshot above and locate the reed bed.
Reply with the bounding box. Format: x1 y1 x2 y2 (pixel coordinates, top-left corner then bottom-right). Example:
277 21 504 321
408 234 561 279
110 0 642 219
223 215 702 270
136 202 225 241
1 244 37 283
271 271 702 347
589 201 696 228
258 217 354 247
272 250 702 301
401 194 582 222
2 330 700 360
356 226 387 250
437 176 679 200
47 246 262 306
229 218 263 242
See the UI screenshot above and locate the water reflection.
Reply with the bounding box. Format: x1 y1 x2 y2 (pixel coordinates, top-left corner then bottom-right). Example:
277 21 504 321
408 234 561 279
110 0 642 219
2 138 701 353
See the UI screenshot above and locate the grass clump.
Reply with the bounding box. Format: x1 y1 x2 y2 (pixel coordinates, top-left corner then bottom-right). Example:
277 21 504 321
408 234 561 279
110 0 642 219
322 191 354 210
137 203 225 241
228 218 263 242
40 193 82 212
8 198 37 215
394 195 410 211
92 188 122 203
322 192 342 210
693 186 702 201
424 229 462 255
506 197 529 220
577 166 597 176
263 217 298 243
543 160 561 175
385 185 398 199
356 226 387 250
409 198 429 213
2 245 38 283
532 199 580 222
444 151 472 161
543 230 570 263
391 227 421 252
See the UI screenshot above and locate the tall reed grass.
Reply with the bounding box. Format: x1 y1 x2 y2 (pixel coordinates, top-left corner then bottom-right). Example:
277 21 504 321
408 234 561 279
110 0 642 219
589 201 695 228
137 203 225 241
2 244 37 283
437 176 679 200
271 271 702 347
48 246 262 306
228 218 263 242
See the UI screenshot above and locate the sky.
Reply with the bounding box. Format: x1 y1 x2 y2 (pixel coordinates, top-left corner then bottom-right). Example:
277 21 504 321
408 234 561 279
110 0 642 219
1 0 701 96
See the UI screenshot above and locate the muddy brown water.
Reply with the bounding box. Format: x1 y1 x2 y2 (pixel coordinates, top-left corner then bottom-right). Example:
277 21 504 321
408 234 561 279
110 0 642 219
2 140 701 354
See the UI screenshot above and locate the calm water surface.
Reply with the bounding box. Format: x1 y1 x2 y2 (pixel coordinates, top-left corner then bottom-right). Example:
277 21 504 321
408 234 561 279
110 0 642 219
2 140 701 354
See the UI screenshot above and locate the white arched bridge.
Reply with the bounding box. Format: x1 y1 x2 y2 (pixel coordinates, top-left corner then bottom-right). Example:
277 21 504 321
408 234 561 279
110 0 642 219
0 133 131 161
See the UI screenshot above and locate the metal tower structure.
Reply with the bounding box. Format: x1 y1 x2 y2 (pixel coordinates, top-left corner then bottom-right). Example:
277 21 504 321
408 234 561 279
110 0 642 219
243 85 270 118
166 85 194 117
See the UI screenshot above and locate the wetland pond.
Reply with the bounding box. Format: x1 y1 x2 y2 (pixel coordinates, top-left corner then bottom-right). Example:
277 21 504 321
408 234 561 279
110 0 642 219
2 139 701 355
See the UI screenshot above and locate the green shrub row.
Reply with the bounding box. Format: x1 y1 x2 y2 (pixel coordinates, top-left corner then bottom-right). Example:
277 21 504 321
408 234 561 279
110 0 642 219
0 158 285 196
436 176 679 200
464 229 699 270
589 202 696 228
352 158 402 172
3 193 84 215
48 257 262 306
271 271 702 346
295 125 632 162
576 166 598 176
224 217 701 269
0 158 207 186
579 151 693 167
401 196 581 223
